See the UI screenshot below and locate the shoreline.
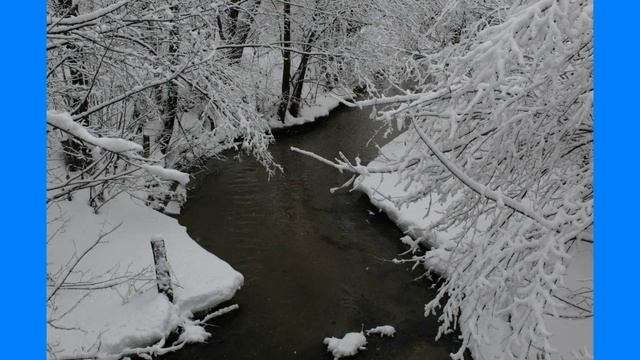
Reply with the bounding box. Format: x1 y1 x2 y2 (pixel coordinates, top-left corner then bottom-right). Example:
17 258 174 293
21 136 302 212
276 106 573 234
47 90 352 358
354 132 593 360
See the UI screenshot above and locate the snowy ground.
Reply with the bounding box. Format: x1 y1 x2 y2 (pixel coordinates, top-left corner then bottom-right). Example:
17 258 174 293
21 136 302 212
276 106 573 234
355 132 593 360
268 89 354 130
239 47 354 130
47 44 354 358
47 189 243 358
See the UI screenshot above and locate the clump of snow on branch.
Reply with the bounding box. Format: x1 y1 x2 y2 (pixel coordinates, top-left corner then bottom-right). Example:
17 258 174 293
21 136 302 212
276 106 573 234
177 323 211 344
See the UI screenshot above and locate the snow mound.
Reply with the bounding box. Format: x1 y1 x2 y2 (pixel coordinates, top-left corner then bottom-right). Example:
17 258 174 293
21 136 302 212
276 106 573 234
366 325 396 338
323 332 367 360
47 190 244 358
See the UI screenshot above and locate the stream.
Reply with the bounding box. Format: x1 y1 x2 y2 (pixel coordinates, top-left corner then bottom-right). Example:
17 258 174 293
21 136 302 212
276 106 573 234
161 105 462 359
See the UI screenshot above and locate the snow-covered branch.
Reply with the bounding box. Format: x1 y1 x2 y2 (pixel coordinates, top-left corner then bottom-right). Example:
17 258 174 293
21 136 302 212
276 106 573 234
48 111 142 154
47 111 190 190
47 0 131 28
410 118 556 230
290 146 415 175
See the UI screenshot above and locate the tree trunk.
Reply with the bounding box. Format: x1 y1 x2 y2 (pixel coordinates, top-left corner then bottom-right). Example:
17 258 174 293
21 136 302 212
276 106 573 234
58 0 91 171
289 32 316 117
157 5 180 155
221 0 261 63
278 1 292 123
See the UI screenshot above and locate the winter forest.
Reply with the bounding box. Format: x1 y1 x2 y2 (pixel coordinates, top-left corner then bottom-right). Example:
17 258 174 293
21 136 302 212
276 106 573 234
46 0 593 359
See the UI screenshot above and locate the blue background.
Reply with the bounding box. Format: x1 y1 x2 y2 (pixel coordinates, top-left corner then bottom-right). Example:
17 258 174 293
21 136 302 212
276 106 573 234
594 1 635 359
0 1 46 358
0 0 625 358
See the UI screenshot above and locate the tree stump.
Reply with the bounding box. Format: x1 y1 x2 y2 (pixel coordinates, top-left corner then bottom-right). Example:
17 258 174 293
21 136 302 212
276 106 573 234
150 236 174 302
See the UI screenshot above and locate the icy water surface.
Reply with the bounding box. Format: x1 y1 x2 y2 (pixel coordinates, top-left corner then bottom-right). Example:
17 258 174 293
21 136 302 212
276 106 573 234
162 105 462 359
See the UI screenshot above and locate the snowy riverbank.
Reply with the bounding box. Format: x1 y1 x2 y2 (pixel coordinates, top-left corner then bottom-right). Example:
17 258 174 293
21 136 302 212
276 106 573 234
47 190 243 358
46 86 351 358
355 132 593 360
268 89 354 130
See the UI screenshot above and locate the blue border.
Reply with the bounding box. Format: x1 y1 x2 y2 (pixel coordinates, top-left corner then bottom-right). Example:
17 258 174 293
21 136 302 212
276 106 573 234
0 1 45 358
0 0 621 358
594 1 638 359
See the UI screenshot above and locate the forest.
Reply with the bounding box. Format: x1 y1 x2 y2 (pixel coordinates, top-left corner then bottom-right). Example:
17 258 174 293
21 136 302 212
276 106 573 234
46 0 592 359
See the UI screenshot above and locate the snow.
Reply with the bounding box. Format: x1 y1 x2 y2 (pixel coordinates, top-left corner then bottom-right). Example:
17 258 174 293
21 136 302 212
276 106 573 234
47 0 130 26
323 332 368 360
47 110 143 154
268 89 354 130
47 189 243 358
177 323 211 344
544 241 593 359
365 325 396 338
355 132 592 360
354 132 459 274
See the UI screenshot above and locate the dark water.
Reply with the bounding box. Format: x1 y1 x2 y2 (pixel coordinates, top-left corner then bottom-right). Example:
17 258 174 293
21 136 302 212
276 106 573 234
162 106 461 359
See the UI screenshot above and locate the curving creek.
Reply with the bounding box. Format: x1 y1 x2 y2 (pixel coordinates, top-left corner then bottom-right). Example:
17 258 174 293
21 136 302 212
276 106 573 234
161 105 462 359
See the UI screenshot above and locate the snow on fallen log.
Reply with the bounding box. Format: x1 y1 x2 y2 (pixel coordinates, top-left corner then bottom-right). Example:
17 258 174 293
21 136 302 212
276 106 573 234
323 332 367 360
47 110 142 154
365 325 396 337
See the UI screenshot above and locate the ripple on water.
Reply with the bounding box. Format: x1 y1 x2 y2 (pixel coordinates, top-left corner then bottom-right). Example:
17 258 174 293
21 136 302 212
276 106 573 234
162 106 465 360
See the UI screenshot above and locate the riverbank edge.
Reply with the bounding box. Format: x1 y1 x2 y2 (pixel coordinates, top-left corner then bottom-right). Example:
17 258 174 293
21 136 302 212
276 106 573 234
268 88 355 132
47 89 354 358
46 188 245 358
354 132 593 360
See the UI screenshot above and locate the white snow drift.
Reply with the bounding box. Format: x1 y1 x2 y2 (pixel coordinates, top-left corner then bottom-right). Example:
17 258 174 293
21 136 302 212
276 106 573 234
47 190 243 358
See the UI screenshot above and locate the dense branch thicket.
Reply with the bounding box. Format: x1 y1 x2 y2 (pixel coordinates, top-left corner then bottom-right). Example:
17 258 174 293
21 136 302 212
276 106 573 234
358 0 592 359
47 2 278 356
47 0 277 211
295 0 592 358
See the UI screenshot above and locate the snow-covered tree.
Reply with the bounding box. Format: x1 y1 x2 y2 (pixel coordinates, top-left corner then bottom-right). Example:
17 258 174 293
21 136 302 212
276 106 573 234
46 2 279 355
47 0 277 211
295 0 592 358
228 0 379 121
